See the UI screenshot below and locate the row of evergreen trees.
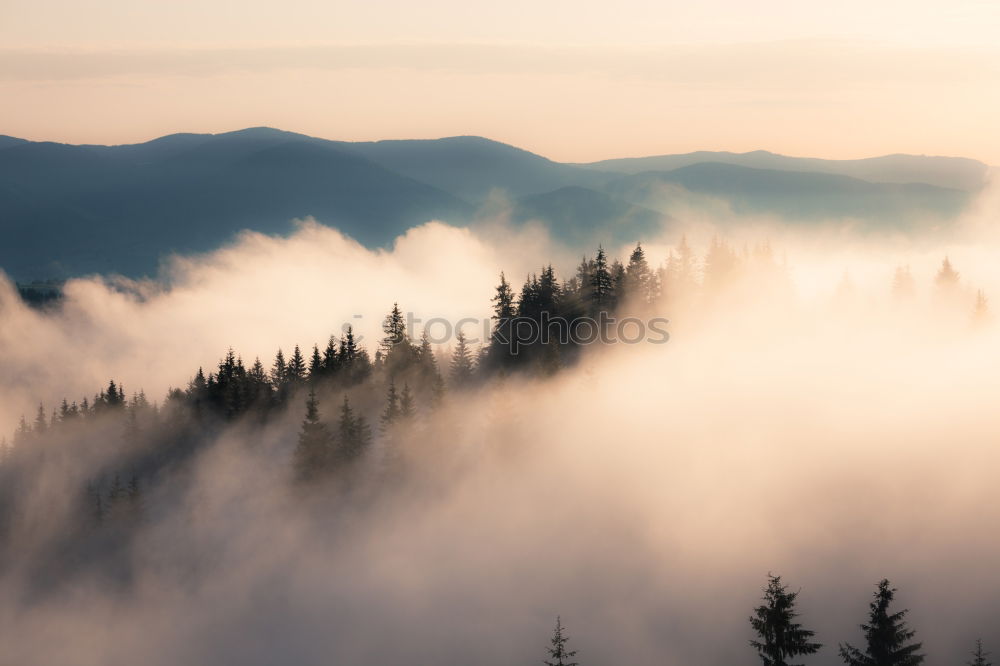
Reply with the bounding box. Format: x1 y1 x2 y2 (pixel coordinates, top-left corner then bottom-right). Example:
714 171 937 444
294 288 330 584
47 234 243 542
2 240 992 485
544 576 990 666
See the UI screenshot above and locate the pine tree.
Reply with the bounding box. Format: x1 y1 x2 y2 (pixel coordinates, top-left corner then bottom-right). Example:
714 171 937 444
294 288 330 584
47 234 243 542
335 396 372 464
625 243 653 305
322 335 340 375
286 345 307 385
750 574 822 666
399 383 415 418
309 344 323 381
589 246 613 311
544 616 579 666
968 640 991 666
380 379 400 431
270 349 287 389
294 389 332 480
839 580 924 666
450 329 475 386
935 257 960 291
247 357 271 404
33 403 47 436
538 265 561 315
609 259 626 309
489 272 518 367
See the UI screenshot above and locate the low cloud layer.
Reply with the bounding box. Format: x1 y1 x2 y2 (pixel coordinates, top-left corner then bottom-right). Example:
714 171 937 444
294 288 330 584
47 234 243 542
1 197 1000 664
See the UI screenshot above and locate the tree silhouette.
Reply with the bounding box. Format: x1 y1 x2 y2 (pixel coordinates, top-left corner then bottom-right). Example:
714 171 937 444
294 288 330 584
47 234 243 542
294 389 332 480
380 379 400 431
935 257 960 291
450 329 475 385
544 616 579 666
839 580 923 666
968 640 991 666
399 383 415 418
589 246 613 312
625 243 654 305
750 574 822 666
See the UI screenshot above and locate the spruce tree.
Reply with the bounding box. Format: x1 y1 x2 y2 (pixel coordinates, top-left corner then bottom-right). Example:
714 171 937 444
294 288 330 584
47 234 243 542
270 349 287 389
935 257 960 290
33 403 47 435
589 246 613 311
399 383 415 418
450 330 475 386
968 640 991 666
294 389 332 480
544 616 579 666
336 396 372 464
839 580 924 666
286 345 307 385
322 335 340 375
750 574 822 666
489 272 518 367
625 242 653 305
380 379 400 431
309 344 323 381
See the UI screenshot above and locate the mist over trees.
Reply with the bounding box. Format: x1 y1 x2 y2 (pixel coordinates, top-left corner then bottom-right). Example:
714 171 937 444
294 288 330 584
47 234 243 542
0 234 994 665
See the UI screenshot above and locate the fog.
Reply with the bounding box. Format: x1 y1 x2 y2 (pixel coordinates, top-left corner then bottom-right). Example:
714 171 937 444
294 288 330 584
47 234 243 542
1 187 999 665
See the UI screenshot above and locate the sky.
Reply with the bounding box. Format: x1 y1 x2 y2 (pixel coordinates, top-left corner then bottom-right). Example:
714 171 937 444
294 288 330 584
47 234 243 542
1 0 999 162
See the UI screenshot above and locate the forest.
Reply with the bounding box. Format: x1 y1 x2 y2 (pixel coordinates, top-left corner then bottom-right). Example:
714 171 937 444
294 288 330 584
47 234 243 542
0 235 992 666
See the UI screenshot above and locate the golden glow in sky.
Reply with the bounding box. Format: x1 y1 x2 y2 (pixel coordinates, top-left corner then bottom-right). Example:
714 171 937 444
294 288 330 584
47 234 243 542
1 0 999 162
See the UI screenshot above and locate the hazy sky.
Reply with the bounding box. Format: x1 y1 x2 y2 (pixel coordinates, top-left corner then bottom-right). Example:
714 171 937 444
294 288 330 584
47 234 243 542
2 0 999 162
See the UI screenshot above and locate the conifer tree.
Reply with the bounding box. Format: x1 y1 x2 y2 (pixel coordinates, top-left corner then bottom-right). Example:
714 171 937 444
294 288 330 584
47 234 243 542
839 580 924 666
544 616 579 666
270 349 287 389
399 383 415 418
450 329 475 386
247 357 271 403
322 335 340 375
609 259 626 309
489 272 518 367
33 403 47 435
309 344 323 381
625 242 653 305
968 640 991 666
750 574 822 666
538 265 561 315
380 379 400 431
287 345 307 385
335 396 372 464
294 389 332 480
589 246 614 311
13 415 29 445
935 256 960 290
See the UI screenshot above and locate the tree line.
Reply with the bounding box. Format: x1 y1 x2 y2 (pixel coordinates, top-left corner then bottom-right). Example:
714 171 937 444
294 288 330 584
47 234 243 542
541 576 989 666
1 239 990 505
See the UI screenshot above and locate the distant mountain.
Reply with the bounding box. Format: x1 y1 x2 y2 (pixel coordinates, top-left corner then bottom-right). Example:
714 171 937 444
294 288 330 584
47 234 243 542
334 136 608 202
0 136 28 150
604 163 971 226
506 186 669 246
0 129 471 279
585 150 989 192
0 128 984 281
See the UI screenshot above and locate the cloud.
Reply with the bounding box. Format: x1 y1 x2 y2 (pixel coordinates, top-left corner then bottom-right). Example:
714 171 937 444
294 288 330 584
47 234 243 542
2 198 1000 664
